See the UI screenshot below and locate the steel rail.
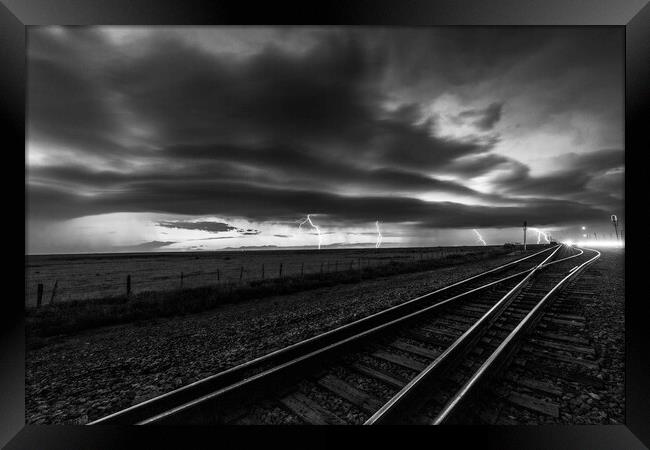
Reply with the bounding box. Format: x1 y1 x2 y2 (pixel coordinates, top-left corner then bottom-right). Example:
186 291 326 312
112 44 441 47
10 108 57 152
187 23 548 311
137 257 552 424
144 246 578 425
364 244 567 424
89 246 556 425
431 247 601 425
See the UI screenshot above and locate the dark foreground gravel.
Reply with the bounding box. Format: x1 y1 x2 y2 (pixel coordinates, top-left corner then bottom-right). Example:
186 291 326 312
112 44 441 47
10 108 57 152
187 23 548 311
26 250 538 424
568 248 624 424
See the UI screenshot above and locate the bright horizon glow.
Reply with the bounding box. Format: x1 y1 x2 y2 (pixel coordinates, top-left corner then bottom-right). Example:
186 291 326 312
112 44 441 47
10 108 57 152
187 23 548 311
575 239 624 248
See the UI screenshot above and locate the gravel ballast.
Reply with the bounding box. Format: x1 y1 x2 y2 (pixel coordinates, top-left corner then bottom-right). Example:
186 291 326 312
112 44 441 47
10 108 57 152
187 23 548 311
472 247 624 425
566 248 624 424
26 250 547 424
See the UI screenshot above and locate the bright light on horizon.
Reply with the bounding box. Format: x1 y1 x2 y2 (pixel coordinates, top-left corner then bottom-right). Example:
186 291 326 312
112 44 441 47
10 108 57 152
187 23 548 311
574 239 624 248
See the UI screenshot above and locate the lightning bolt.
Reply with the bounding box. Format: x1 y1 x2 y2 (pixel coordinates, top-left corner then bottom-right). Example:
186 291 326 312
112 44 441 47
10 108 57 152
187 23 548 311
473 229 487 246
375 220 383 248
298 214 322 250
529 227 550 244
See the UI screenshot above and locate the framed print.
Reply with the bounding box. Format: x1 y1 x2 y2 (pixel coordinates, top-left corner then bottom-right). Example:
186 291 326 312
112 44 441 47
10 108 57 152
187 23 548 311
3 0 649 448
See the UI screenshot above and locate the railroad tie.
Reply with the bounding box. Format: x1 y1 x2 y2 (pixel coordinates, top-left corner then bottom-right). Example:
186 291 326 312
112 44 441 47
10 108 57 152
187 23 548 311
504 391 559 418
419 325 461 338
316 374 383 414
507 375 563 397
521 346 599 370
279 392 347 425
403 330 447 346
349 363 407 389
371 349 428 372
389 339 441 359
529 338 595 356
535 331 590 346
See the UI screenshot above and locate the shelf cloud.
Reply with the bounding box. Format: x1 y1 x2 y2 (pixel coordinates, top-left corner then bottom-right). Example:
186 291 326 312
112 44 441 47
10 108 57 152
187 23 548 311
26 27 624 252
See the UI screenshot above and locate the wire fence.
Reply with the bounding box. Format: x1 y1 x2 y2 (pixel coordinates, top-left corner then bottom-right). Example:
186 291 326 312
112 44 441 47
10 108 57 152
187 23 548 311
26 246 506 307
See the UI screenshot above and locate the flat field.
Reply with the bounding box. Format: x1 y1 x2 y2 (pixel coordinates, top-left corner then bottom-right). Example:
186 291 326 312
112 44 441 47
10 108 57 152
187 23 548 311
25 246 540 424
25 245 513 306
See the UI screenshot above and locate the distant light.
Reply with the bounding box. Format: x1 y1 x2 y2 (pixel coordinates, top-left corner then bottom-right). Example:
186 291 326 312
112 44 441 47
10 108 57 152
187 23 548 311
575 240 624 248
581 226 586 230
562 239 574 246
583 234 587 238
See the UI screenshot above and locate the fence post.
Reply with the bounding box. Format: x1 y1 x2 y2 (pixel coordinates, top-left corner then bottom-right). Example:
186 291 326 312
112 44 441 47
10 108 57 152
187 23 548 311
335 261 338 272
50 280 58 304
36 283 43 308
301 262 304 278
262 264 265 280
126 275 131 296
217 269 220 283
320 262 324 277
358 258 362 280
279 263 283 279
239 266 244 283
180 272 184 288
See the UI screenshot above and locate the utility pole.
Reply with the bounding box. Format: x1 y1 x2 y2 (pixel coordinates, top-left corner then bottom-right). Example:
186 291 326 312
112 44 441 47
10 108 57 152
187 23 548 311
523 220 527 252
611 215 619 241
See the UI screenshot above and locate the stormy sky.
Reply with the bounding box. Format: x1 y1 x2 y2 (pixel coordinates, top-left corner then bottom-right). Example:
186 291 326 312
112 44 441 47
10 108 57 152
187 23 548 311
26 27 624 254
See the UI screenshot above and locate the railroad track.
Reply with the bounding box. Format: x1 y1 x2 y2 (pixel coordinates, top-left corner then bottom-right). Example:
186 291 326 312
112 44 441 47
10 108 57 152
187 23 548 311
89 244 597 425
452 252 608 424
367 246 600 425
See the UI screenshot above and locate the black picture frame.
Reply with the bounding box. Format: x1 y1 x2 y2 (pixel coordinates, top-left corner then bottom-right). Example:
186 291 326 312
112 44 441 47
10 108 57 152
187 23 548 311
4 0 648 448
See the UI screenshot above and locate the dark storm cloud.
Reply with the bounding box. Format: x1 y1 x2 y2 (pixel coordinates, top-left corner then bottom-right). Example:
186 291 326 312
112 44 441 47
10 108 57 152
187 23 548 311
384 28 622 117
442 153 526 178
27 177 609 229
113 241 176 252
457 102 504 131
497 149 624 198
28 28 498 200
157 220 261 236
28 28 134 158
157 221 238 233
26 27 623 242
159 142 502 200
95 34 490 173
103 32 384 147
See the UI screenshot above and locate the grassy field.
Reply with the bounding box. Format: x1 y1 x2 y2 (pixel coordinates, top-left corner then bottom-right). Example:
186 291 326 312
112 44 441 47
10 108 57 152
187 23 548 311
26 245 507 306
25 245 540 341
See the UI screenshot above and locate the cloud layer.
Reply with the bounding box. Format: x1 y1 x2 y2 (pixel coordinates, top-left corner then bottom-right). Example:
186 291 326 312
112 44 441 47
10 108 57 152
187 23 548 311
26 27 624 252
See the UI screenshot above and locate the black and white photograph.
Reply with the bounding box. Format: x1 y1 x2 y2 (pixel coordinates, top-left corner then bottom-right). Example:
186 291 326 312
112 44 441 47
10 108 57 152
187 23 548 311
24 25 626 427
